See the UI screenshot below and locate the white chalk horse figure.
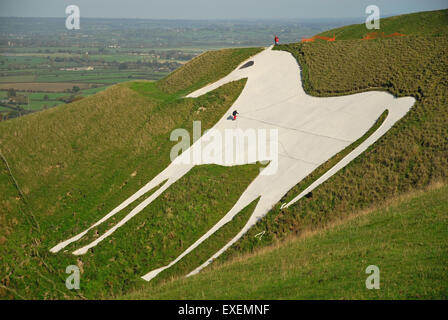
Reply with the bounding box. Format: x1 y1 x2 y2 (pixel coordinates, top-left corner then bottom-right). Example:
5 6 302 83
50 46 415 281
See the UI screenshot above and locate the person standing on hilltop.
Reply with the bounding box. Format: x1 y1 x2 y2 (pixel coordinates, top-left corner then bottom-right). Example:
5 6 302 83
274 35 279 46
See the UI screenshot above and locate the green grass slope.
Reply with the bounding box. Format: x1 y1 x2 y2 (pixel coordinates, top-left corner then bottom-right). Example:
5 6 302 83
124 183 448 299
227 13 447 265
0 47 262 299
157 47 262 94
124 10 448 299
318 9 448 40
3 9 448 300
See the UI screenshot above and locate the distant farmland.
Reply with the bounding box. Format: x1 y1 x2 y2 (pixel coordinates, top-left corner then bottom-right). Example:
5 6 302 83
0 82 94 92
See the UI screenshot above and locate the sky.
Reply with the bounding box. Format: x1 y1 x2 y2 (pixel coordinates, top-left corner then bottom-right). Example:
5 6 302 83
0 0 447 20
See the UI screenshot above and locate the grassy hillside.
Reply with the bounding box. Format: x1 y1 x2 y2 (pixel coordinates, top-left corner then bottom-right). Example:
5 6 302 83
318 9 448 40
2 9 447 300
225 16 447 267
124 183 448 299
123 12 448 298
0 47 262 299
157 47 262 94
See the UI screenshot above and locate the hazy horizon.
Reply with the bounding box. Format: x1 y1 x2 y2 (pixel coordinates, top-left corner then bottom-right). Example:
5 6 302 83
0 0 446 20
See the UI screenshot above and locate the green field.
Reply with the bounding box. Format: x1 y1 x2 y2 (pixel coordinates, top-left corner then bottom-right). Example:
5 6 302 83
0 47 189 119
0 90 110 112
124 183 448 299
